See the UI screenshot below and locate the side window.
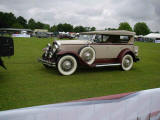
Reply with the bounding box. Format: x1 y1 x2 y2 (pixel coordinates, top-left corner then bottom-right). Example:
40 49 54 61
102 35 110 43
105 35 120 43
93 35 130 43
94 35 102 43
101 35 130 44
120 36 130 43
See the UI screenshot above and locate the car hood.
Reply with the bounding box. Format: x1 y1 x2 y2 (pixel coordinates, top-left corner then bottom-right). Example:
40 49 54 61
55 40 91 45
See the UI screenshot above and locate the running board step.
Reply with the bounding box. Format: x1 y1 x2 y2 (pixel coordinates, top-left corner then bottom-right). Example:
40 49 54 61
95 63 121 67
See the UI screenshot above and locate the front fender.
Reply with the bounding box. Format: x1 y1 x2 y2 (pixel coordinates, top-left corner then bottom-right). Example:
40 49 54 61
118 48 136 63
57 51 79 57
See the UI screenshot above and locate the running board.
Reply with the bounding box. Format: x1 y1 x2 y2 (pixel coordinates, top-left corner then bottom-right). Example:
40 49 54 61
95 63 121 67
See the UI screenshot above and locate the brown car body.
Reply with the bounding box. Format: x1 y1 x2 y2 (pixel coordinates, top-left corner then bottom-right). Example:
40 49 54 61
39 30 139 75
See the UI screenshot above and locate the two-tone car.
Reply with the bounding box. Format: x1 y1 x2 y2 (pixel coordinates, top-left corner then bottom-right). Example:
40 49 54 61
39 30 139 75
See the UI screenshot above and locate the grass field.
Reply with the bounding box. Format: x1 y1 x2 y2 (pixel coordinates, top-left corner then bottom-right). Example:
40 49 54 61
0 37 160 111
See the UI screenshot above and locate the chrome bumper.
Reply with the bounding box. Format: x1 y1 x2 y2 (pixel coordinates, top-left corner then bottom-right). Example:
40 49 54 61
38 58 56 67
135 57 140 62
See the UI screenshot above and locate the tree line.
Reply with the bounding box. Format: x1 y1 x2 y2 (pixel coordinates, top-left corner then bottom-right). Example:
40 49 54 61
106 22 151 35
0 11 153 35
0 11 96 33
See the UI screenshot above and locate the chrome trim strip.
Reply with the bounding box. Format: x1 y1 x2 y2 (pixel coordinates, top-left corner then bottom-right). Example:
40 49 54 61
96 63 121 67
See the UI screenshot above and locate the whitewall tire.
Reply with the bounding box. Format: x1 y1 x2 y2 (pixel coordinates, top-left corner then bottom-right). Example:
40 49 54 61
57 55 77 75
121 54 133 71
79 46 96 65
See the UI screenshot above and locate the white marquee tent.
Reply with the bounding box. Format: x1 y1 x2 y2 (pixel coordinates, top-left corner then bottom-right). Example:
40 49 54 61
144 33 160 43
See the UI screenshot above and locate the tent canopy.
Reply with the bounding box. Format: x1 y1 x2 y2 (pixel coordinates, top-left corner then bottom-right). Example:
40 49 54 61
144 33 160 38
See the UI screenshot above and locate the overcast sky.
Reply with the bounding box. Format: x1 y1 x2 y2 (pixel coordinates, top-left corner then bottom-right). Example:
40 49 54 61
0 0 160 31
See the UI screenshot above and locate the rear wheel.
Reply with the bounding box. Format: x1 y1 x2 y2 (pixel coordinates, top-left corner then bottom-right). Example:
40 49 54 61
121 54 133 71
57 55 77 75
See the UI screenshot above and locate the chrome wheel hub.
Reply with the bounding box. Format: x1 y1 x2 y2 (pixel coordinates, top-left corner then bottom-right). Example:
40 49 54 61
84 52 92 61
62 60 72 71
124 58 131 67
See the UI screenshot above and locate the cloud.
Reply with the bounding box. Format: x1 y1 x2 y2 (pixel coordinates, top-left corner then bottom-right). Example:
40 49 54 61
0 0 160 31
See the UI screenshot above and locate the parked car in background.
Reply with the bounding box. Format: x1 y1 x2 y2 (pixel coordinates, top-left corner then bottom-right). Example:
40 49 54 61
36 32 49 38
39 30 139 75
58 32 76 39
0 37 14 69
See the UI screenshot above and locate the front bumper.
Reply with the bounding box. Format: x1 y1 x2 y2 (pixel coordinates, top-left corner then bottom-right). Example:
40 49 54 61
134 57 140 62
38 58 56 67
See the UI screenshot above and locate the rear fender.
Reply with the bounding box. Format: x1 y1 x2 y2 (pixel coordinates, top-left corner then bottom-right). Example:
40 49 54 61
118 49 136 63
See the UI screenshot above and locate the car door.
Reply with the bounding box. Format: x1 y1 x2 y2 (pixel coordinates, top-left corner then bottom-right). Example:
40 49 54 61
91 35 130 59
91 35 117 59
91 43 111 59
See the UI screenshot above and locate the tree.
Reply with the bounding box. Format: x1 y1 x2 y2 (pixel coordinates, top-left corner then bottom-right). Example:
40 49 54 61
28 18 36 30
56 23 73 32
62 23 73 32
118 22 132 31
28 19 50 30
56 23 63 32
35 22 44 29
105 28 117 31
12 22 23 28
17 16 27 28
43 24 50 31
0 12 16 28
50 25 57 32
134 22 150 35
85 27 90 32
90 27 96 31
74 26 87 32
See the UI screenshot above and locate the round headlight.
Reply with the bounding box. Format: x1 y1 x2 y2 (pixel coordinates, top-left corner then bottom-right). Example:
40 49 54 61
52 44 59 52
55 44 58 49
47 43 51 47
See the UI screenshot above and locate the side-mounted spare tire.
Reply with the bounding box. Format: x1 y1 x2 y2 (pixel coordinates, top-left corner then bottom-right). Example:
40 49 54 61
79 46 96 65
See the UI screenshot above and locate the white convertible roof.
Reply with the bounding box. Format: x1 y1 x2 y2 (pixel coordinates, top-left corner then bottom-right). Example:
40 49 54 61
81 30 135 36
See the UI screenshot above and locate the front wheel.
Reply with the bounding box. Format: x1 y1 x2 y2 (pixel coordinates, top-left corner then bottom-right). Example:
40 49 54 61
57 55 77 75
121 54 133 71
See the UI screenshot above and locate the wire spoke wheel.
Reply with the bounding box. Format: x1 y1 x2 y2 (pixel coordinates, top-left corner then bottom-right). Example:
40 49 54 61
57 55 77 75
121 54 133 71
61 59 73 71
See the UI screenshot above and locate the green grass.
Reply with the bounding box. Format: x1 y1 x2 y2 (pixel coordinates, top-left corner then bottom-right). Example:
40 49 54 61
0 37 160 111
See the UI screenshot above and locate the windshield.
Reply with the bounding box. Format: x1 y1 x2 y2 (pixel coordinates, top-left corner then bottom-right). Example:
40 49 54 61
78 34 95 41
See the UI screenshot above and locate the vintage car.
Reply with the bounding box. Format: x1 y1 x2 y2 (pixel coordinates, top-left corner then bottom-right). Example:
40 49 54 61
39 30 139 75
0 37 14 69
